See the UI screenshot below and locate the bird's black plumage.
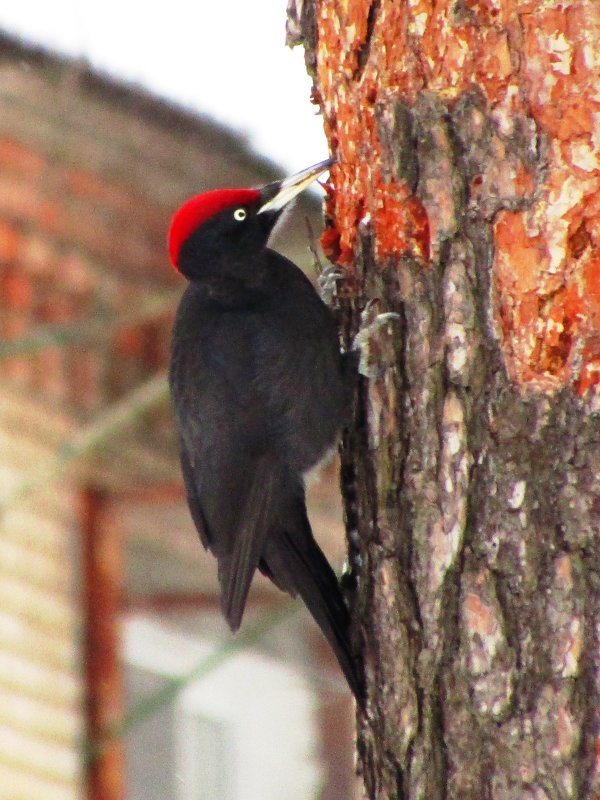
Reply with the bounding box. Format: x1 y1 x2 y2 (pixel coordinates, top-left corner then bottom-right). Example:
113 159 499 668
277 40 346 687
168 162 363 700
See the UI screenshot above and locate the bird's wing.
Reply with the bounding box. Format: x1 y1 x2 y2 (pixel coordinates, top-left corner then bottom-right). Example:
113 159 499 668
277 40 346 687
217 453 276 630
179 429 278 632
178 444 211 550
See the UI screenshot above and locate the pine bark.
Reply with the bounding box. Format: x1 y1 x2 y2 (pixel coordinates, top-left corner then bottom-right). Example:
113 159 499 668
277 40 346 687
288 2 600 798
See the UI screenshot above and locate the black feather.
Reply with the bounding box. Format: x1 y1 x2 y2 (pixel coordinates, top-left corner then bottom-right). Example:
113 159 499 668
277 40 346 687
260 497 364 701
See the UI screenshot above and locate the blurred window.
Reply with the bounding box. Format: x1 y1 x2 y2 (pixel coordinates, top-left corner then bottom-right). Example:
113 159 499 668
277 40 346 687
122 614 322 800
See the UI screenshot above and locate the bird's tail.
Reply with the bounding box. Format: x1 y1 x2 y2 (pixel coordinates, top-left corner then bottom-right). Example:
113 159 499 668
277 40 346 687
260 512 364 704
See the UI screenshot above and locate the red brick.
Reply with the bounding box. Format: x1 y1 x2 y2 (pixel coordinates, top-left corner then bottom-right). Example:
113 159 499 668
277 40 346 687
0 137 45 176
116 327 145 358
1 269 32 310
0 220 21 262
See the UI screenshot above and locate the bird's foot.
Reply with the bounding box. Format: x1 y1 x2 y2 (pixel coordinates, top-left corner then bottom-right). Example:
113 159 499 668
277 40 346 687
318 265 344 305
352 301 401 378
340 528 362 594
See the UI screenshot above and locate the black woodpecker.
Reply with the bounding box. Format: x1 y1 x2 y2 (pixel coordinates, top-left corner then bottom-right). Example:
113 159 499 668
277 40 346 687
168 160 363 700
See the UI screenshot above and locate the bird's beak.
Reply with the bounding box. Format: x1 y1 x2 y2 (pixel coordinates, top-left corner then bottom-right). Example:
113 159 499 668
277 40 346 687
257 158 334 215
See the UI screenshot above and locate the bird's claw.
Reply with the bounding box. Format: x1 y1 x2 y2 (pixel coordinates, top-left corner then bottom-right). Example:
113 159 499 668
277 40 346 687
318 267 344 304
340 530 363 594
352 302 400 378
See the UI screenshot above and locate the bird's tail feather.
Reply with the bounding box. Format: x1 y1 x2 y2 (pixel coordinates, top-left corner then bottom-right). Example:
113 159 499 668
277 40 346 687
261 517 364 703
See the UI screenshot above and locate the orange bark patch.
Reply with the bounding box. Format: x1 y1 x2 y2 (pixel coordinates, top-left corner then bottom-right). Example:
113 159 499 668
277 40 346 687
315 0 600 394
463 591 498 639
317 1 429 267
371 178 429 262
490 5 600 392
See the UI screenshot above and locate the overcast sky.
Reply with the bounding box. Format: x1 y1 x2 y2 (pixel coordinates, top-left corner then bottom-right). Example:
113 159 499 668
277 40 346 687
0 0 328 174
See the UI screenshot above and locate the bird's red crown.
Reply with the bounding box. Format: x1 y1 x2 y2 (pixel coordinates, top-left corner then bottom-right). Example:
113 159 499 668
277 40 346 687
168 188 260 269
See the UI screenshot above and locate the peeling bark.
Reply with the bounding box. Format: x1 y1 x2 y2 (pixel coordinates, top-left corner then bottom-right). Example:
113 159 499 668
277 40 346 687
290 2 600 798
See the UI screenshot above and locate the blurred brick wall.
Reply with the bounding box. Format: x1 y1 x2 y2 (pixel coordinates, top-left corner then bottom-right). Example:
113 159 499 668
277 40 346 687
0 388 81 799
0 122 175 396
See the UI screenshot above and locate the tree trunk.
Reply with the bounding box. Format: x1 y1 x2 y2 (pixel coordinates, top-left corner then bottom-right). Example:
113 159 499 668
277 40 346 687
288 2 600 798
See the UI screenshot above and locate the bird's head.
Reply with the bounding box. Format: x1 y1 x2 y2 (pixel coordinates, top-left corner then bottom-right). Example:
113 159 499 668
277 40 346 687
168 159 333 280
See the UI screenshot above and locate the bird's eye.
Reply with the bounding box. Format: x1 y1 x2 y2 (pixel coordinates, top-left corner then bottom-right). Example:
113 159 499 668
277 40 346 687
233 208 247 221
